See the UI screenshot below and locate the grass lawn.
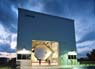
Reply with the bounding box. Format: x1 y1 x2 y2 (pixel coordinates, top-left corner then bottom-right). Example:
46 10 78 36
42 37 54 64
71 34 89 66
0 66 9 69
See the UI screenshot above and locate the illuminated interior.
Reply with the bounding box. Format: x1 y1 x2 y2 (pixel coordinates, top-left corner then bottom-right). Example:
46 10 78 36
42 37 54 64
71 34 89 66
31 40 59 66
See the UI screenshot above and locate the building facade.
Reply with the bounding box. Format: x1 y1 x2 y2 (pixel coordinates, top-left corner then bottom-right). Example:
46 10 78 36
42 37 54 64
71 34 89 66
17 8 77 68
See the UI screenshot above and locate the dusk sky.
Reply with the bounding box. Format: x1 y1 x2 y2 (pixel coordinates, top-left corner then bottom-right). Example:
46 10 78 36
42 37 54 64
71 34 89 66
0 0 95 58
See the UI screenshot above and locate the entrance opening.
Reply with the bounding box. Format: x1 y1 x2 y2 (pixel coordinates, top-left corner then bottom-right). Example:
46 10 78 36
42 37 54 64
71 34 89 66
31 40 59 66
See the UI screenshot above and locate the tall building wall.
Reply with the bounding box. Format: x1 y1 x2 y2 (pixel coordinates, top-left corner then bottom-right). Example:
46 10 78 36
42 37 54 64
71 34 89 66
17 8 76 65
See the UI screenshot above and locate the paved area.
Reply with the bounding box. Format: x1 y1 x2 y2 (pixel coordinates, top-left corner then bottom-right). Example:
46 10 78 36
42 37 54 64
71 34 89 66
20 60 67 69
19 60 95 69
20 60 32 69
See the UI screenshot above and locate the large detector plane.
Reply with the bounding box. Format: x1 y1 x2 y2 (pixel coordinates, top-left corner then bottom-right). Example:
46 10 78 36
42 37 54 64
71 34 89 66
17 8 76 66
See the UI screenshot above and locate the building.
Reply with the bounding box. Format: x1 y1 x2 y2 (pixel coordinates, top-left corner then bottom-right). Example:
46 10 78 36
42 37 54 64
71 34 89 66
17 8 77 68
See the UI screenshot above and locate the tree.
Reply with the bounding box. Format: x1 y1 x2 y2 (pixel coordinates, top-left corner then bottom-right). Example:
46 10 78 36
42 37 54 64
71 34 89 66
86 49 95 61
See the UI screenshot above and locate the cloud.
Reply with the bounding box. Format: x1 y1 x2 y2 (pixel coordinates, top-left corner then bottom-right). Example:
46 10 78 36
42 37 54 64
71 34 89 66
10 33 17 49
77 40 95 48
20 0 44 12
11 5 18 18
77 40 95 58
0 52 16 58
77 31 95 43
0 0 18 33
0 43 15 53
0 23 10 43
75 15 95 42
0 23 16 53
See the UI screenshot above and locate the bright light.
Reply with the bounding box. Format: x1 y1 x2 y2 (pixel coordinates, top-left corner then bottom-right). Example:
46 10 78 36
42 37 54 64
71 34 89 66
68 51 77 55
17 48 31 54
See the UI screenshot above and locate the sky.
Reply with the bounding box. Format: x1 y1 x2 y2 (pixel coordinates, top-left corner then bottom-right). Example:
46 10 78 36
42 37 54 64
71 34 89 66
0 0 95 58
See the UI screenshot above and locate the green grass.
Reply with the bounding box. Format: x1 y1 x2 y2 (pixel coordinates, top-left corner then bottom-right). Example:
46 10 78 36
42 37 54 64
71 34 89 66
0 66 9 69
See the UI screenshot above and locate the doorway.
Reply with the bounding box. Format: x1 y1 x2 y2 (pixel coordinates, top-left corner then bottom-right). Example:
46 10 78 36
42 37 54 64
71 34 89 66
31 40 59 66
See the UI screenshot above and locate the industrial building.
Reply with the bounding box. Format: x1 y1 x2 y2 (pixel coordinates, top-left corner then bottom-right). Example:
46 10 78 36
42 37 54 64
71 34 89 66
17 8 77 69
